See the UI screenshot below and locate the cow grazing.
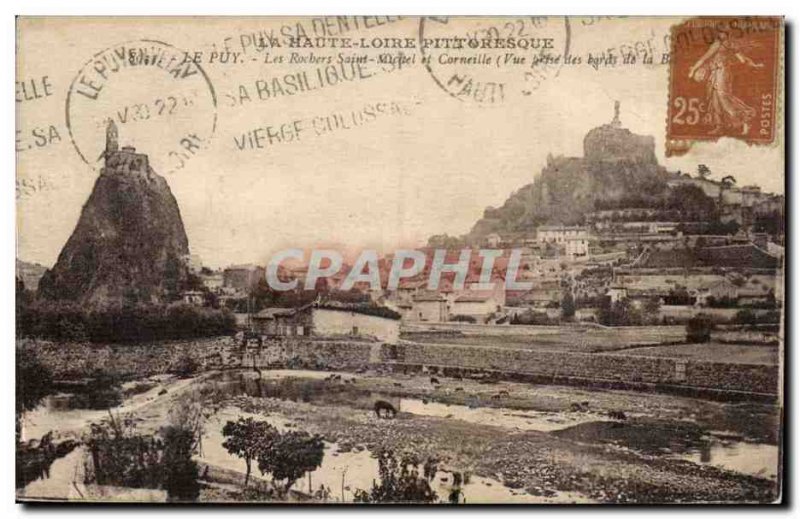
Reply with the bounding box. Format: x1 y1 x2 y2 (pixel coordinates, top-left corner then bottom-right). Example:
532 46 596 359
374 400 397 419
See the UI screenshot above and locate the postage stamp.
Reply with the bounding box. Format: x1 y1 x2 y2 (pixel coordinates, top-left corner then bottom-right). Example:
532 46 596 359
666 16 782 156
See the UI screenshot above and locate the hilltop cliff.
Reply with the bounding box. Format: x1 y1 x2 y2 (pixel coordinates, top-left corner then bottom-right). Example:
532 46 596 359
466 112 672 242
38 151 190 306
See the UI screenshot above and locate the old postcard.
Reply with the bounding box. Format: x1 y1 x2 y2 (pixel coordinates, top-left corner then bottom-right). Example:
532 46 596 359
16 16 784 504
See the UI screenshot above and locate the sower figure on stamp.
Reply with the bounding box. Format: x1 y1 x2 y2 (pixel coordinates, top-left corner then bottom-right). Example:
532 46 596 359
688 32 764 136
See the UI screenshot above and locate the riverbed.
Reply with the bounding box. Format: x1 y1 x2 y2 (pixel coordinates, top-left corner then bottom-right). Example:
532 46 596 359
18 367 781 503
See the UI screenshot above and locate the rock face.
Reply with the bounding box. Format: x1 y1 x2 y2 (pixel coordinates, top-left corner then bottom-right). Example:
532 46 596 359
38 150 189 306
467 107 672 242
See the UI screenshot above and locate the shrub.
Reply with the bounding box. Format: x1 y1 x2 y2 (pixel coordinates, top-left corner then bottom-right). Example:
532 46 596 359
561 291 576 321
686 314 714 343
511 310 555 325
170 353 199 379
16 347 53 415
353 450 437 503
598 298 645 326
84 416 199 501
449 314 476 323
733 309 781 326
85 416 164 490
161 426 200 502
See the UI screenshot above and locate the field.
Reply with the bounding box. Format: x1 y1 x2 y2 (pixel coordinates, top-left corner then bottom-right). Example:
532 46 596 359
402 325 686 354
623 343 779 365
402 324 779 366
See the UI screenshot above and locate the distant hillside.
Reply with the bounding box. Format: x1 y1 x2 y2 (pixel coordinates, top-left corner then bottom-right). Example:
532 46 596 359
466 111 673 243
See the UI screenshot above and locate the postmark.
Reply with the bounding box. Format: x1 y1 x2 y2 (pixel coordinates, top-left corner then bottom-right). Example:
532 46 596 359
666 16 782 156
66 39 218 175
418 16 571 105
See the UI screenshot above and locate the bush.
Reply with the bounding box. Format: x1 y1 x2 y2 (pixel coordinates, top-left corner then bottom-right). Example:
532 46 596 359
170 353 199 379
84 417 199 501
449 314 476 323
510 310 555 325
85 417 165 490
353 450 437 503
561 291 576 321
598 297 658 326
732 309 781 326
706 296 738 308
16 347 52 415
686 314 714 343
161 426 200 502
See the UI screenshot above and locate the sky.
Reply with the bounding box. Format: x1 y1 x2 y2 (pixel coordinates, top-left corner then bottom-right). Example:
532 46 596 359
16 16 784 269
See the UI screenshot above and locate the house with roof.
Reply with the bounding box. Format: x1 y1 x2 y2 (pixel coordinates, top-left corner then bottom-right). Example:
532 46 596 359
181 290 205 306
451 292 502 321
252 301 401 343
537 225 589 245
409 292 449 322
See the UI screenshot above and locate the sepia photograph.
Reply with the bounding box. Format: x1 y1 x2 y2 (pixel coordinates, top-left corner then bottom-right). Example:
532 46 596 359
12 12 786 506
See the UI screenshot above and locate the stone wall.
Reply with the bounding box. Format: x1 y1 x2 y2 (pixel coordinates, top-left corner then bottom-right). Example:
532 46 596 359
383 342 778 396
19 335 778 398
17 337 232 380
239 337 376 370
18 336 377 379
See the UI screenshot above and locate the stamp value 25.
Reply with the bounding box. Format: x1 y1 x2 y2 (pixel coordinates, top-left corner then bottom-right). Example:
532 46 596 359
667 16 782 156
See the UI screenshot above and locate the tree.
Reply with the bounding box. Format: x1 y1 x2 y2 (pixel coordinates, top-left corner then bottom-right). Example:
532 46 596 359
353 450 437 503
16 348 53 442
221 418 277 487
667 185 715 215
560 290 576 321
16 348 53 415
697 164 711 179
643 297 662 321
257 430 325 494
686 314 714 342
161 426 200 502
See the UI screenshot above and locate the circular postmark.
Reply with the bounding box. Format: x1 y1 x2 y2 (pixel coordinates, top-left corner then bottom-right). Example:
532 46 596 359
66 39 217 175
418 17 571 105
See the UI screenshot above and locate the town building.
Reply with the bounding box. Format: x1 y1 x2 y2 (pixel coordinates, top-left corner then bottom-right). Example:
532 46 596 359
409 293 449 322
565 236 589 258
251 302 401 343
537 225 589 245
223 264 266 292
485 232 503 248
201 270 225 291
180 290 205 306
451 293 501 321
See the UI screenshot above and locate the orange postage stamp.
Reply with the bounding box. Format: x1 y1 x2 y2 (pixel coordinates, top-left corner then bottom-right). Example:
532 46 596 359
666 16 782 156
